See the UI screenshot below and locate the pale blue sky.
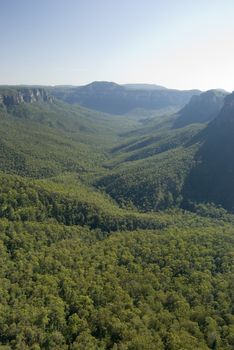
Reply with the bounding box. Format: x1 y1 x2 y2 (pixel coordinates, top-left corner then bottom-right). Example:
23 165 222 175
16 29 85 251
1 0 234 90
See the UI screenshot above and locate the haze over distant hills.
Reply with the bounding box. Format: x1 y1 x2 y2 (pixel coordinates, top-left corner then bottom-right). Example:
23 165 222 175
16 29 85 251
123 83 168 90
51 81 201 115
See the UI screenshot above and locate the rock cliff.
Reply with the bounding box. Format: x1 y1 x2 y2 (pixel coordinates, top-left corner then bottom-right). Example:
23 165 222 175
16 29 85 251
0 87 53 107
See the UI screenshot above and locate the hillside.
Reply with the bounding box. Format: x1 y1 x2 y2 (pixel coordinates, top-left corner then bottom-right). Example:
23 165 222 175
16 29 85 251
183 91 234 210
51 81 200 115
0 86 233 349
173 89 228 128
96 116 204 211
0 88 139 178
95 89 234 214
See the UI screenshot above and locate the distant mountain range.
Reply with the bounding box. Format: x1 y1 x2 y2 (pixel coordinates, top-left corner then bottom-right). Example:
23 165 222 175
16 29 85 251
51 81 201 114
123 83 167 90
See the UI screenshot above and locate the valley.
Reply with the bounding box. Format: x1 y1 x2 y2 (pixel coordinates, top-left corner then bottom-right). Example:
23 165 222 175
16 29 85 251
0 83 233 349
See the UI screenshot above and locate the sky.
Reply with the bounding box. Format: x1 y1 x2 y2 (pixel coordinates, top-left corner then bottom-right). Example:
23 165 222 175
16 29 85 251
1 0 234 91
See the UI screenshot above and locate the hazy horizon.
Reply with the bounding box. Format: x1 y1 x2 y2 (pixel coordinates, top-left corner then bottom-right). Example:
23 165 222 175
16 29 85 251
0 81 231 93
1 0 234 91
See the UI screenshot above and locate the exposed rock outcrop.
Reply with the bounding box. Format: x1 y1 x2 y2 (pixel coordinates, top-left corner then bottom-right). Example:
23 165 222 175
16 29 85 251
0 87 53 107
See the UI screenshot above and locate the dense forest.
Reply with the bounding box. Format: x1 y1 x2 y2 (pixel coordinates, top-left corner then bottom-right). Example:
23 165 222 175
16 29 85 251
0 86 233 349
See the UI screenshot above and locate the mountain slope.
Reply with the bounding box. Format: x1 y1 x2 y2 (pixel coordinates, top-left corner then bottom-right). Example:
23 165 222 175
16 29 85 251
97 146 197 210
95 113 204 211
0 88 139 178
183 91 234 211
173 89 228 128
0 86 233 350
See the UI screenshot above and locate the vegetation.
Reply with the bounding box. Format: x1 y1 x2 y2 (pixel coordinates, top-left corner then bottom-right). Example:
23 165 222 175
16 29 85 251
173 90 227 128
97 120 204 211
0 87 233 349
0 100 138 178
97 146 197 211
0 211 233 349
183 92 234 211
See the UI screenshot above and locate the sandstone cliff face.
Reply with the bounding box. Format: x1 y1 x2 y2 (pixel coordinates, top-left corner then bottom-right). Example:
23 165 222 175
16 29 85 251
0 87 53 107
